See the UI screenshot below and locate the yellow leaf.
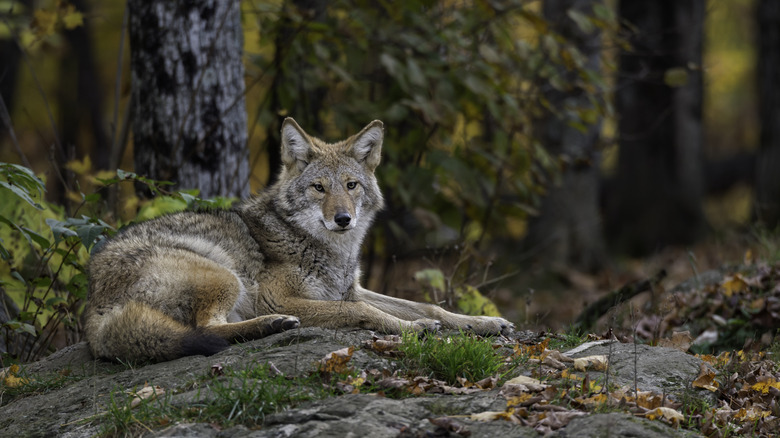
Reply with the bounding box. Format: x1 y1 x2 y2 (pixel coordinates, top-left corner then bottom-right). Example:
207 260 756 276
577 393 608 408
31 8 58 38
734 406 770 422
66 156 92 175
1 364 32 388
721 274 748 297
561 369 582 381
506 393 534 407
646 407 684 424
751 379 780 395
62 4 83 29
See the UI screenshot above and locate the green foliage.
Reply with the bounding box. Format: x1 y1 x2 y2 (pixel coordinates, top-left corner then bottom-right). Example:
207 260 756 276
414 267 501 316
397 331 504 384
249 0 613 249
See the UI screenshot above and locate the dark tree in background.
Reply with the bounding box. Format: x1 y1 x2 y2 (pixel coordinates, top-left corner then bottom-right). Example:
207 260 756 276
264 0 327 185
128 0 249 198
523 0 606 272
606 0 706 255
756 0 780 228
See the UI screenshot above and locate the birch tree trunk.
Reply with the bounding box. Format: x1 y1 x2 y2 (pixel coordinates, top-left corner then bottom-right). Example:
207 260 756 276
756 0 780 227
523 0 606 271
128 0 249 198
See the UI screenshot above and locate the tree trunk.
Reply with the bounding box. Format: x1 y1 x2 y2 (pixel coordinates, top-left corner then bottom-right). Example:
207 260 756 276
606 0 706 255
264 0 327 185
523 0 606 271
128 0 249 198
756 0 780 227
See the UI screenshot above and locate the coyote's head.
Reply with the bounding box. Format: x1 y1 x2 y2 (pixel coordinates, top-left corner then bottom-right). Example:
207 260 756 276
276 118 385 242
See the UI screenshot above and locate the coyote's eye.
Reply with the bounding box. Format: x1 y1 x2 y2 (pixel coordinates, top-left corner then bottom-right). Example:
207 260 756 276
313 183 325 192
346 181 357 190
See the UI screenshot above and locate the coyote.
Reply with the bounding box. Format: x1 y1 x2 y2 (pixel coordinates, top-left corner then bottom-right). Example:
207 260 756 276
84 119 514 362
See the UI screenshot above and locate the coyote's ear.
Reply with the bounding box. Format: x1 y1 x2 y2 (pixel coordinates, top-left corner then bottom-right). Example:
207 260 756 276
350 120 383 171
281 118 313 172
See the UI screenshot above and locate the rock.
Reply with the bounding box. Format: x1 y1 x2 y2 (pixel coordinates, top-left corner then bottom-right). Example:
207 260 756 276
551 412 701 438
0 328 706 437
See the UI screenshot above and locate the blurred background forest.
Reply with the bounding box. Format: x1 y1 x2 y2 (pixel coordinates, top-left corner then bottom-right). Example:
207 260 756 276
1 0 779 363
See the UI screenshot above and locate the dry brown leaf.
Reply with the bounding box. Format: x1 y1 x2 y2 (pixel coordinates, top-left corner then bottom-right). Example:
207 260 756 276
544 349 574 363
657 331 693 352
318 346 354 374
692 363 719 392
470 408 516 422
128 383 165 409
573 355 608 371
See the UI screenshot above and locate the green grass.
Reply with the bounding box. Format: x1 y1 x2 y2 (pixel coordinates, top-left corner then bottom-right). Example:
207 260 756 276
0 368 83 407
99 364 322 437
397 331 504 384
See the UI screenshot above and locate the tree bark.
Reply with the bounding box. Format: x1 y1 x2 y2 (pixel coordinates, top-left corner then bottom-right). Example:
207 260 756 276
606 0 706 255
128 0 249 198
756 0 780 227
523 0 606 271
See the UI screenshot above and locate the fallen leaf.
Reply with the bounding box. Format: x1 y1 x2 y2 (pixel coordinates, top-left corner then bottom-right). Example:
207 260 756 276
751 378 780 395
657 331 692 352
128 383 165 409
721 274 749 297
576 393 608 408
505 375 542 386
470 408 515 422
646 407 684 424
692 364 719 392
734 406 770 422
573 355 608 371
318 346 354 374
1 364 31 388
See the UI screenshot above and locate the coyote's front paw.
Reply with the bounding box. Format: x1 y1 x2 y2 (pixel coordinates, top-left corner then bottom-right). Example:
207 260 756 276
465 316 514 336
410 318 441 333
270 315 301 332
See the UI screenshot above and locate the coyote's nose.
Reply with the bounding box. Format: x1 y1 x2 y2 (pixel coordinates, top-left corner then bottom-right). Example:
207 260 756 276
334 212 351 228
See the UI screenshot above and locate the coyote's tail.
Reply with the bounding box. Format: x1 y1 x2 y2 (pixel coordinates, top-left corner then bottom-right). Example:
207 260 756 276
86 301 229 363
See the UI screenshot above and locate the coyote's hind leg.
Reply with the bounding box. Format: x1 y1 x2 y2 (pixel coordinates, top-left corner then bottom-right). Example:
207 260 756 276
165 253 300 342
203 315 300 342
